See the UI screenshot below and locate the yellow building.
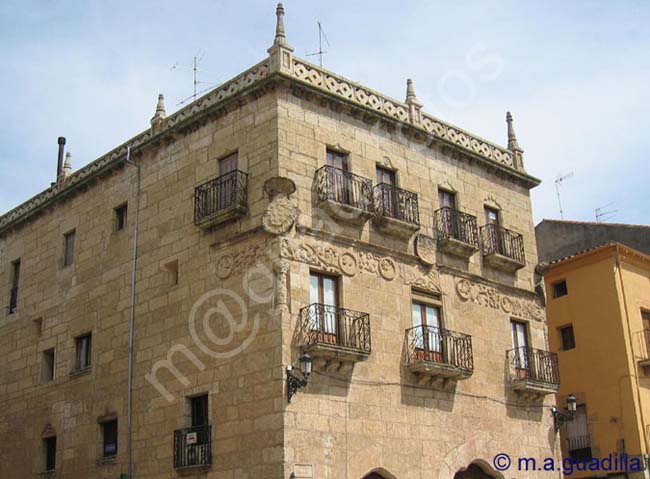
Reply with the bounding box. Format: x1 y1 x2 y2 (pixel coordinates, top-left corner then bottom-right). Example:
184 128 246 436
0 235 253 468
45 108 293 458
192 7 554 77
542 242 650 477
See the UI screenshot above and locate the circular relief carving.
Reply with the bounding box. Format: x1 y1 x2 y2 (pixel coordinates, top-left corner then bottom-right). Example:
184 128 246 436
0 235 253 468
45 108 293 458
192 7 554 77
415 234 436 266
456 278 472 300
262 197 297 235
338 252 358 276
500 296 512 314
216 255 234 279
378 257 397 281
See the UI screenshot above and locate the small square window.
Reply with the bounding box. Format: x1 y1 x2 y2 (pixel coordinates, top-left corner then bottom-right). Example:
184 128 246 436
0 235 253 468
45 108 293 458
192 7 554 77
63 230 76 267
75 333 92 371
560 325 576 351
114 204 128 231
164 260 179 286
42 348 55 382
102 419 118 457
44 436 56 471
553 280 568 298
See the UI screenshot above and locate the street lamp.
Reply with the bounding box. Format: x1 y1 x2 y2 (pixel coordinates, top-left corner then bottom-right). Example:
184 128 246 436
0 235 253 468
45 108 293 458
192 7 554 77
286 353 312 403
551 394 577 432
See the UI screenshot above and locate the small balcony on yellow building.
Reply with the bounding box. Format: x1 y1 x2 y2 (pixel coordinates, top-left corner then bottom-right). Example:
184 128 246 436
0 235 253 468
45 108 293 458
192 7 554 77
635 328 650 371
194 170 248 229
507 347 560 397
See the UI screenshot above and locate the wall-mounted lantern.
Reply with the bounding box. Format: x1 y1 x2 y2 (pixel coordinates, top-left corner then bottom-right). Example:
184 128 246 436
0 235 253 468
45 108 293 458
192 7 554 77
286 353 312 403
551 393 577 432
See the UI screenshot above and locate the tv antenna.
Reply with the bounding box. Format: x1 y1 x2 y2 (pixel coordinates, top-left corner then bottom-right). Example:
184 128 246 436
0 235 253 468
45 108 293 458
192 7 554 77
170 51 220 106
554 171 574 219
307 21 330 67
595 202 618 222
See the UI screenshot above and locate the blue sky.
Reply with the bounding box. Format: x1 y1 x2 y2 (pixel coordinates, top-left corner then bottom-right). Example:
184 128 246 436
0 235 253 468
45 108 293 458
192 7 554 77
1 1 649 224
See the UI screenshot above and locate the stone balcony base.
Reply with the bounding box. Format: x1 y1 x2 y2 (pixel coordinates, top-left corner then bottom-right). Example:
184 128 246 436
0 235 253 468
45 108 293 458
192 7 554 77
510 378 559 397
407 360 473 381
483 252 525 273
318 199 373 225
196 204 247 230
373 216 420 239
438 237 479 259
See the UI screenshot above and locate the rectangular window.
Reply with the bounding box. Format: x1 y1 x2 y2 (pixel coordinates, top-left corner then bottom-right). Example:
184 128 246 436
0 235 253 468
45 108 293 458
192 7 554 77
102 419 118 457
75 333 92 370
63 230 76 267
191 394 209 427
326 149 349 171
411 301 442 359
642 310 650 331
44 436 56 471
438 189 456 210
218 152 238 176
114 204 128 231
309 272 339 341
376 166 396 186
484 207 500 225
42 348 56 382
8 258 20 314
560 325 576 351
553 280 568 298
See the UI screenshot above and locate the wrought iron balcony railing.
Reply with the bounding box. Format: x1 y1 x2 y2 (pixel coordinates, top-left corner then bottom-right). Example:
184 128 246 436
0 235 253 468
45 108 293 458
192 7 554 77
299 303 371 354
507 347 560 386
567 434 591 452
194 170 248 225
315 165 373 213
435 207 479 247
405 325 474 373
373 183 419 226
173 424 212 469
8 287 18 314
481 223 525 265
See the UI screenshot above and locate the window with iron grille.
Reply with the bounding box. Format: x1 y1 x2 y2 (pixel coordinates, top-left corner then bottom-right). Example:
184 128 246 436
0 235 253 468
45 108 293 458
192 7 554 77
42 348 55 382
8 258 20 314
43 436 56 472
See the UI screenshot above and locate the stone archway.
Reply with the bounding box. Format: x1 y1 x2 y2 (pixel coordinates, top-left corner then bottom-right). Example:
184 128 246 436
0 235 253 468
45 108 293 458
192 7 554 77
363 475 386 479
454 462 500 479
361 468 397 479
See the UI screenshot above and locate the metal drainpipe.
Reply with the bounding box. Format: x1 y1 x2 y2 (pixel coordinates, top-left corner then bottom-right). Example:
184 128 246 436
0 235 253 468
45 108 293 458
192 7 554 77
616 247 650 457
125 146 141 479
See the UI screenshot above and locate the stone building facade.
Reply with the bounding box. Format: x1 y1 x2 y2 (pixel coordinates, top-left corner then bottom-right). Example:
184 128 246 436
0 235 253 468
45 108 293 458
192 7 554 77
0 4 560 479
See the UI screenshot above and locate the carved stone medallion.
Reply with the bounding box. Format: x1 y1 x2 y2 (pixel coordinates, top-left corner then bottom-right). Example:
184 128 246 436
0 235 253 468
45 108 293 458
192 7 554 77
262 177 298 235
415 234 436 266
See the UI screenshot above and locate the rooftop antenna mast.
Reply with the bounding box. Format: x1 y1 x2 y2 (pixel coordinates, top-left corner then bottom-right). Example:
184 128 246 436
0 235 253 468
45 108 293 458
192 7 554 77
595 202 618 222
171 51 220 106
555 171 574 219
307 21 330 67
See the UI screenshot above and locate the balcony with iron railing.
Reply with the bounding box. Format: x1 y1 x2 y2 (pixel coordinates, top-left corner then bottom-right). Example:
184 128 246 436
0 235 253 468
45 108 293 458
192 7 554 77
480 223 526 272
8 287 18 315
434 207 480 259
315 165 374 224
299 303 371 364
373 183 420 237
507 347 560 396
405 325 474 381
194 170 248 229
173 424 212 470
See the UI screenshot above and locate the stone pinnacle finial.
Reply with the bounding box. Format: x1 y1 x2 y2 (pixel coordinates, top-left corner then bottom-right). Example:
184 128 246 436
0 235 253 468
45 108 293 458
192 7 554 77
506 111 521 151
150 93 166 130
274 3 287 46
63 151 72 179
405 78 423 125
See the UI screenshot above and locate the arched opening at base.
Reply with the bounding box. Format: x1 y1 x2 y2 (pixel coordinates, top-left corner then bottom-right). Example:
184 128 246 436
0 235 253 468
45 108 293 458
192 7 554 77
361 468 396 479
454 463 500 479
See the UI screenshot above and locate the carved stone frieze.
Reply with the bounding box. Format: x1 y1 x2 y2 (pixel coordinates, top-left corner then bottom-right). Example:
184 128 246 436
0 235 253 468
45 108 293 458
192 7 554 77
215 242 269 279
455 278 544 321
280 238 440 292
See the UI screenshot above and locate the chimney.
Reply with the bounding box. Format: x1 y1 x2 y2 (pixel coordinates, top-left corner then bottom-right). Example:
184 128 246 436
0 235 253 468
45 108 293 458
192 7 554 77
56 137 66 182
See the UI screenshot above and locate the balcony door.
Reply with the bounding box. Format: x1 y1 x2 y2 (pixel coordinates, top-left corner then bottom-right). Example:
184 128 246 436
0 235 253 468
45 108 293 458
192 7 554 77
326 149 350 205
218 153 238 210
484 206 504 254
376 166 397 217
511 320 529 378
310 272 339 345
411 302 442 362
566 404 592 460
643 310 650 356
438 189 457 238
